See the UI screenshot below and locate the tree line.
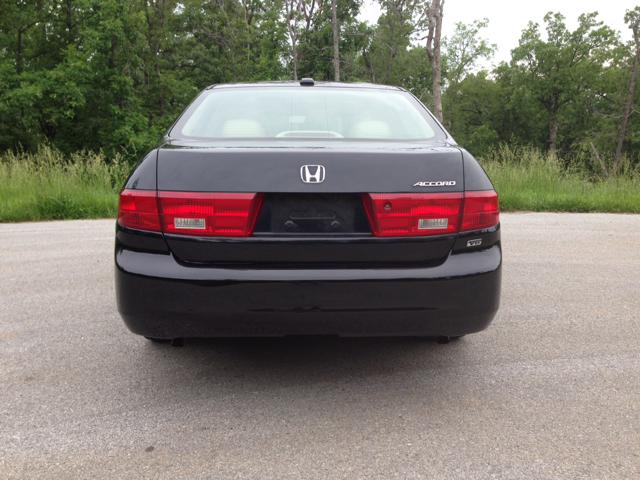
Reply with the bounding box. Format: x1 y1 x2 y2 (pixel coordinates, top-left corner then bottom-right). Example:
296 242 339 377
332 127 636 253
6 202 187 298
0 0 638 172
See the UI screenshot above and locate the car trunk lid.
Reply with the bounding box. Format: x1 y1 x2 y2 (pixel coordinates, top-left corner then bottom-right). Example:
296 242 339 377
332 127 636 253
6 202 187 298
156 145 463 266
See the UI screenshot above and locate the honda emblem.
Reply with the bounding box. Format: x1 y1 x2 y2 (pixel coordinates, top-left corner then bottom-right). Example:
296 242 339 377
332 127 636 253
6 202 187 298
300 165 325 183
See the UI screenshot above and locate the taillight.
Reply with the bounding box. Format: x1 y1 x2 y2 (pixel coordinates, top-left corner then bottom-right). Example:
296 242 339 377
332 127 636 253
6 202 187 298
117 189 161 231
361 190 499 236
158 192 264 236
460 190 499 231
361 193 463 236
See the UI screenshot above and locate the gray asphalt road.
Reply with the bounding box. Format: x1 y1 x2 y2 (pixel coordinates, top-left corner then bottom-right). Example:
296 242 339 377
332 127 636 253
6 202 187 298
1 213 639 479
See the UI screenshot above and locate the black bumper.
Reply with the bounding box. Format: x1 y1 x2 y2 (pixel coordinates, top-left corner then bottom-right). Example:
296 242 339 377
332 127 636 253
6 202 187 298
115 243 502 338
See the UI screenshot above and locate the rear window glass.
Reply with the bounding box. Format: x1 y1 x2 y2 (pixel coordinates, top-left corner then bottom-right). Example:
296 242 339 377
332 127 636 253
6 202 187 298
171 87 445 145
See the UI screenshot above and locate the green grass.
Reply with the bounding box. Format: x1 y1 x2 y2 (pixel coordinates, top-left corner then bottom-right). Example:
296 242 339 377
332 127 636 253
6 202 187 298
0 144 638 222
0 146 129 222
479 145 640 213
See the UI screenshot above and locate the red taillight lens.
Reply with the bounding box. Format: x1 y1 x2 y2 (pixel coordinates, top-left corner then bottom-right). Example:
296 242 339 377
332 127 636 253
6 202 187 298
460 190 499 231
158 192 264 236
117 189 161 231
362 193 463 236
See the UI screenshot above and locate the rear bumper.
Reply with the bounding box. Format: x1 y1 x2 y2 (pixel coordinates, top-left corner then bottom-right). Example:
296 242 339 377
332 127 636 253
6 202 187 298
115 243 502 338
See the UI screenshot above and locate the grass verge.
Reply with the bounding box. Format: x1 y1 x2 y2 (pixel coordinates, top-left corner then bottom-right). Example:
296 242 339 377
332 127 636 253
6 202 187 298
479 145 640 213
0 146 129 222
0 144 638 222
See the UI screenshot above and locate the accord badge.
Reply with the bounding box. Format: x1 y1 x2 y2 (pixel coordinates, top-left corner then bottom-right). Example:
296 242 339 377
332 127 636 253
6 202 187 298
413 181 456 187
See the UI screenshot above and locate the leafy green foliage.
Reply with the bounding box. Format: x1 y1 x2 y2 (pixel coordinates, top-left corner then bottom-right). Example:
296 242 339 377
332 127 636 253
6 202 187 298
442 11 639 168
0 0 287 160
0 1 638 174
508 13 617 152
297 0 368 80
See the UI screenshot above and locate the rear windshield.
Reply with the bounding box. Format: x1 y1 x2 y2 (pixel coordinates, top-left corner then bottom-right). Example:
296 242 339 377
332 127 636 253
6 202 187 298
170 87 446 146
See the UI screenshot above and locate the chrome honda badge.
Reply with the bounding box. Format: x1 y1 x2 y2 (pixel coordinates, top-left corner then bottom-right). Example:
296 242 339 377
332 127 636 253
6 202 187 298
301 165 325 183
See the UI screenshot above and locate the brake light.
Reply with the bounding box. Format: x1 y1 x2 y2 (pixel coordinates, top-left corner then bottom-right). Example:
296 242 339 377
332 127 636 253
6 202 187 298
158 192 264 236
117 189 161 231
460 191 499 231
361 190 498 236
361 193 463 236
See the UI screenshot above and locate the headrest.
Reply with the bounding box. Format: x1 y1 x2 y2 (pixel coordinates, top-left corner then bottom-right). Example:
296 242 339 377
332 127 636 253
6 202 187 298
222 119 267 137
348 120 392 138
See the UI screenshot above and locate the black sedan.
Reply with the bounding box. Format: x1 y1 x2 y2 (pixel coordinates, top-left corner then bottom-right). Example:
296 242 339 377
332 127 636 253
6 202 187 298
115 80 501 343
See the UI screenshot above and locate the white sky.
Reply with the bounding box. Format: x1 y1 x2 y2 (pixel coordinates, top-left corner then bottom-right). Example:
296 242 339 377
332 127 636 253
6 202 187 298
357 0 635 68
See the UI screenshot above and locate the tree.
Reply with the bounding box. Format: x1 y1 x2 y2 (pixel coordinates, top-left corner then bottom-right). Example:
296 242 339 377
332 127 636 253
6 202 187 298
615 7 640 169
511 12 616 153
0 0 288 157
181 0 287 84
359 0 416 85
419 0 444 122
283 0 327 80
284 0 303 80
442 18 496 132
297 0 365 81
443 19 495 88
331 0 339 80
1 0 639 168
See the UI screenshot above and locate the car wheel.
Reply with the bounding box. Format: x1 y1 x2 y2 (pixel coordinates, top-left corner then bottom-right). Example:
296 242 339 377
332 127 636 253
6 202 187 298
436 335 465 344
145 336 171 343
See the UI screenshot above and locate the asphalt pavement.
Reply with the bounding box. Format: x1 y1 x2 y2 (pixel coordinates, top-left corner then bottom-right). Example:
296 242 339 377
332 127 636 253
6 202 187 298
0 213 639 479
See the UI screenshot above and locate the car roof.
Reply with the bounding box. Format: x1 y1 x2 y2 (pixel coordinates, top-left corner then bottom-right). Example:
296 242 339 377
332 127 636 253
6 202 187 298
206 81 405 91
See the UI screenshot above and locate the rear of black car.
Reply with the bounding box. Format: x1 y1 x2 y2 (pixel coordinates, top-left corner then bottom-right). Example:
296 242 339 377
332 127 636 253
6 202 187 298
115 82 501 339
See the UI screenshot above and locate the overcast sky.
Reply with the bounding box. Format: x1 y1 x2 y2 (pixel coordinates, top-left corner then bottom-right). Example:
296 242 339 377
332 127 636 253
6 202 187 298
357 0 635 68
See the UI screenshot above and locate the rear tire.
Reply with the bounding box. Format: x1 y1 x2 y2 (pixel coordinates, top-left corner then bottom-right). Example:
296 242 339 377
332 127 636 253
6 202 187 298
433 335 465 344
145 336 171 343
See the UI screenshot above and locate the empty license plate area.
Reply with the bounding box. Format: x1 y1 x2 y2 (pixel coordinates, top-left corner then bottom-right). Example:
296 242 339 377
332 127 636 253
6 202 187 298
253 193 371 235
